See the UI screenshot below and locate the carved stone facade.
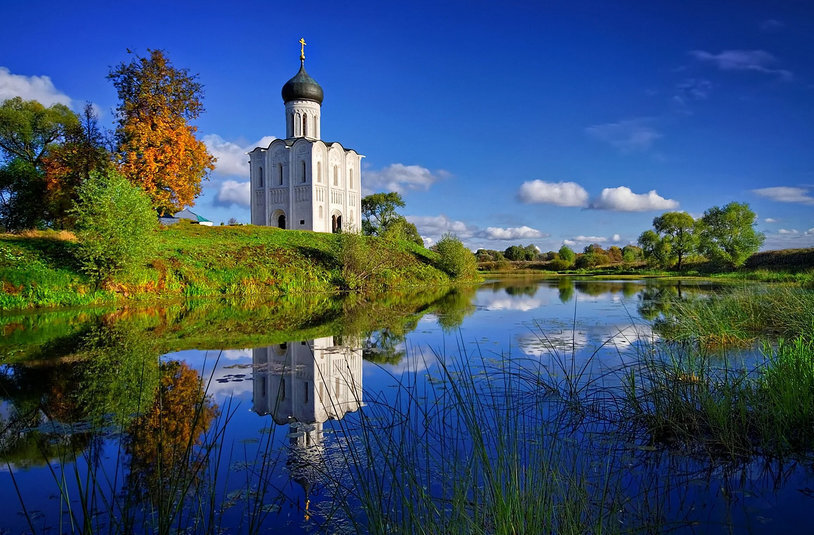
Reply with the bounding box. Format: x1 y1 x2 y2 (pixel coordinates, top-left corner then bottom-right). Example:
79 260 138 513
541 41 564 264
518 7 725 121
248 57 363 233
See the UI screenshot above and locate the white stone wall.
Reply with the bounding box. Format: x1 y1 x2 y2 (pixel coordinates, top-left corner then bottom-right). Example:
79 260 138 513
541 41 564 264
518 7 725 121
248 80 363 233
285 99 321 139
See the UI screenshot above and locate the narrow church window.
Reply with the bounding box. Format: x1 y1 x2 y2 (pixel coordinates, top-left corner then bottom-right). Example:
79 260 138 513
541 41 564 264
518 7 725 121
333 166 338 186
317 161 322 182
278 163 283 185
258 166 264 188
349 168 353 189
278 214 286 229
301 161 306 183
300 219 305 225
303 114 308 137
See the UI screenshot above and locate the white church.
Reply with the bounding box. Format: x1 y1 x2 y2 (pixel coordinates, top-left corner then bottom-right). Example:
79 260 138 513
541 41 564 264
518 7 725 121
249 40 363 233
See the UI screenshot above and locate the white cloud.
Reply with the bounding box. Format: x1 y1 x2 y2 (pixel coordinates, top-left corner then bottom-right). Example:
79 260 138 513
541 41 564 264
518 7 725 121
407 214 475 239
215 180 250 207
806 228 814 236
203 134 276 177
482 226 546 240
690 49 792 80
0 67 71 107
764 218 777 223
612 233 621 242
517 180 589 207
363 163 448 194
585 119 662 152
752 186 814 205
778 228 799 235
563 236 607 248
590 186 678 212
673 78 713 109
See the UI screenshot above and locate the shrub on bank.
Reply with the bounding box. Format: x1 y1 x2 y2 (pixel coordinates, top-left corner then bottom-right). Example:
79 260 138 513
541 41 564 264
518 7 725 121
434 233 478 280
71 170 157 284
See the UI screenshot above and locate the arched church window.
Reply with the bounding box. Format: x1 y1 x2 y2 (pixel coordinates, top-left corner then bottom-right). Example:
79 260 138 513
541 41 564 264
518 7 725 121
349 168 353 189
317 161 322 183
278 214 286 229
278 163 283 185
303 114 308 137
319 206 323 219
301 161 306 183
333 166 338 187
258 166 264 188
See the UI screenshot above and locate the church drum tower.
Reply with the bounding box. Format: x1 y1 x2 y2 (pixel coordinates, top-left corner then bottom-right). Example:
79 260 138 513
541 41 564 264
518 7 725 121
249 40 363 233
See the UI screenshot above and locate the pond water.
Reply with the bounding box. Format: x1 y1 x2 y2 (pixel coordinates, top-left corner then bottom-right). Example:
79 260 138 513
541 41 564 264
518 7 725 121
1 277 812 533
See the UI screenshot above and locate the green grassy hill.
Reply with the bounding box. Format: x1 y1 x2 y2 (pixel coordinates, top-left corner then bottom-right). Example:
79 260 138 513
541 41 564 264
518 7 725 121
0 222 465 311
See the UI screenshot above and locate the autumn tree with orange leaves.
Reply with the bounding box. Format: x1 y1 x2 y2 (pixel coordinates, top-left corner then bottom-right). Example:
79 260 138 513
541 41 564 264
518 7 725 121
108 50 215 215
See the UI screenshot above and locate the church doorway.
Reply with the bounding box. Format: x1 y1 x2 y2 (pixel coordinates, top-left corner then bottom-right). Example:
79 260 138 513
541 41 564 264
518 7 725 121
272 209 286 229
331 213 342 233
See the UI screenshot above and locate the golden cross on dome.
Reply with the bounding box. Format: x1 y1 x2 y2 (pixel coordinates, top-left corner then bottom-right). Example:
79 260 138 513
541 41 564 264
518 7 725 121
299 38 306 62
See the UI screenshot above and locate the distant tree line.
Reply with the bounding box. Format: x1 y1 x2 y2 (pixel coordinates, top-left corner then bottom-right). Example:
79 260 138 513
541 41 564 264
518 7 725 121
474 201 763 272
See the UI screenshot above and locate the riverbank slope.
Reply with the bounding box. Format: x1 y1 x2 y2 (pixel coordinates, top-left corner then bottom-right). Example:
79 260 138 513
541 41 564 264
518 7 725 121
0 222 469 311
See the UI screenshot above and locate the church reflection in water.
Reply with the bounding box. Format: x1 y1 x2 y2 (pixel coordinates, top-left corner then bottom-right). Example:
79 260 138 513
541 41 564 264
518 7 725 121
252 337 363 498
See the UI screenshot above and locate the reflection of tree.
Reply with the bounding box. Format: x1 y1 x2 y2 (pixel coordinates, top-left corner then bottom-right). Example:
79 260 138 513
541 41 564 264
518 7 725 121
432 286 477 332
0 362 92 467
79 316 159 425
637 286 679 321
364 328 407 365
504 284 538 297
558 277 574 303
125 360 218 504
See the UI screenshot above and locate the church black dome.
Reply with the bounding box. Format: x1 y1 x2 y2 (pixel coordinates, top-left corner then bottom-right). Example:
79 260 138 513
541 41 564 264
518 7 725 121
281 63 324 104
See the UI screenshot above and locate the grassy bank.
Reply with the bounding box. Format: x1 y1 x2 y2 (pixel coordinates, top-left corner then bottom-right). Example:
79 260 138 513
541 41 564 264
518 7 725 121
0 222 474 311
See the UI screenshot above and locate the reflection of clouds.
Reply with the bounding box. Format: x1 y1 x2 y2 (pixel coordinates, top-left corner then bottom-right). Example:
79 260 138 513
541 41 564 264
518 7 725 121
519 330 590 356
221 349 252 360
607 324 655 349
372 344 440 375
518 324 655 356
476 294 544 312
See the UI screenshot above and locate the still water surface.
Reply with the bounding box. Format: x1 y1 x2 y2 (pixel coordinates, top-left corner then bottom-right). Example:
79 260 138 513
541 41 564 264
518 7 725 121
1 277 812 533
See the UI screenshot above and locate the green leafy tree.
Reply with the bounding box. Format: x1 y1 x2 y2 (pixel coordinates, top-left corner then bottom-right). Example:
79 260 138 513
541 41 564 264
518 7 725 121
70 169 157 283
638 229 672 268
361 192 405 236
696 202 764 268
43 103 113 227
558 244 576 267
381 215 423 246
622 244 642 264
433 233 478 279
0 158 46 230
503 245 525 261
0 97 79 229
0 97 78 166
653 211 697 270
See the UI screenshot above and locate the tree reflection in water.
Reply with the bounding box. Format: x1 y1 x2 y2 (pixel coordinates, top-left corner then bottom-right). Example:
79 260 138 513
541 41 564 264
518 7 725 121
125 360 219 513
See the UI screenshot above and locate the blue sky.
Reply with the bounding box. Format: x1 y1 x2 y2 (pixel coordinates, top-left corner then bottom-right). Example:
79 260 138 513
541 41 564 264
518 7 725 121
2 0 813 251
